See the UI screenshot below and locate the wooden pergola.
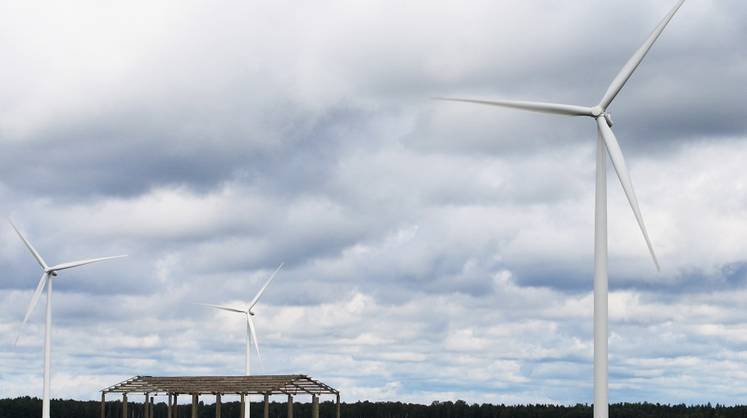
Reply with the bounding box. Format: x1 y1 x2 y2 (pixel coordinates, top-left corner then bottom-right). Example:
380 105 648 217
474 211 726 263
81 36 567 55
100 375 340 418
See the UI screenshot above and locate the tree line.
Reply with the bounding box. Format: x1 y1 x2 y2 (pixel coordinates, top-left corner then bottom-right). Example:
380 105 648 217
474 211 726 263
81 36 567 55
2 398 747 418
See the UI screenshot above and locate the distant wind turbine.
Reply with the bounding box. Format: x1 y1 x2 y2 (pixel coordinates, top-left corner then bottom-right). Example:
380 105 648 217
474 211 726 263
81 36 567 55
10 219 127 418
199 263 284 418
435 1 686 417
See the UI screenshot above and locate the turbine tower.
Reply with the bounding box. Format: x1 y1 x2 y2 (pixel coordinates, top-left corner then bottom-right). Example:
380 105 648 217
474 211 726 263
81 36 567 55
199 262 284 418
436 1 685 417
10 220 127 418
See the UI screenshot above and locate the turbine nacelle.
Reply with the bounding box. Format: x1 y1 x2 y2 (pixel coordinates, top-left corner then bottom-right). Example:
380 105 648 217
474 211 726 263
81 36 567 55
589 107 615 127
583 106 615 127
603 112 614 127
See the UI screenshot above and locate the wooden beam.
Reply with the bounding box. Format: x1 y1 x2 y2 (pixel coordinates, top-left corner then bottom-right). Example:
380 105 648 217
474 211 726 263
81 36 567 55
100 375 339 399
311 395 319 418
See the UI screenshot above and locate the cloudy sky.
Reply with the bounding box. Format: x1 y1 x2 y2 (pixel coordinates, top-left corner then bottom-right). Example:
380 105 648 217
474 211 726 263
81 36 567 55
1 0 746 406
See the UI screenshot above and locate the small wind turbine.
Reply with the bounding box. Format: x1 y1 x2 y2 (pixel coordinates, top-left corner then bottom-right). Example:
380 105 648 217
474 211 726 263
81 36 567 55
10 219 127 418
435 1 685 418
198 263 284 418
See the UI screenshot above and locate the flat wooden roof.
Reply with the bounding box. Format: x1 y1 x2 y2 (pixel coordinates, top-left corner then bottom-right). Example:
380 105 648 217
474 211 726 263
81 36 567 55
102 375 338 396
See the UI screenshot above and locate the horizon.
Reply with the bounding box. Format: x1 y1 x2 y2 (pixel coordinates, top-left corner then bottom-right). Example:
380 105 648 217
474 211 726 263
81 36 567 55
3 396 747 408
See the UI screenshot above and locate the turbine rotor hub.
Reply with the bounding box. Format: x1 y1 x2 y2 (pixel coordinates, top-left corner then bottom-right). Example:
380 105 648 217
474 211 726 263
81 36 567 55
590 105 604 117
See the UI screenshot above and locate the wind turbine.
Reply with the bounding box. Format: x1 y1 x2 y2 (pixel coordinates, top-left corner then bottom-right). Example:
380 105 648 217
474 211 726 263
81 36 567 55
436 1 685 417
10 220 127 418
199 263 284 418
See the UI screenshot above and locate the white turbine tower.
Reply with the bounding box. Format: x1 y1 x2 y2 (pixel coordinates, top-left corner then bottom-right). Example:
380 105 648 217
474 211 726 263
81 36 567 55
199 263 284 418
436 1 685 417
10 220 127 418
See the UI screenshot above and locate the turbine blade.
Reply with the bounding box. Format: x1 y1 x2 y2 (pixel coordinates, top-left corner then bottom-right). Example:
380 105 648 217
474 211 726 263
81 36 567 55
597 118 660 271
247 316 261 363
434 97 594 117
49 255 127 272
15 272 49 345
8 219 47 270
598 0 686 109
196 303 246 314
248 263 284 310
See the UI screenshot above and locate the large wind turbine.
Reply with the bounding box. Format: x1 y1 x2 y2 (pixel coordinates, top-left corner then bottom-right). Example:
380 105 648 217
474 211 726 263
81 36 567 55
199 263 284 418
10 220 127 418
436 1 685 417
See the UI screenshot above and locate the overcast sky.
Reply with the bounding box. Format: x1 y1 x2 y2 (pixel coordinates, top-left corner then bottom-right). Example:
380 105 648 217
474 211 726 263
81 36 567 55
1 0 746 406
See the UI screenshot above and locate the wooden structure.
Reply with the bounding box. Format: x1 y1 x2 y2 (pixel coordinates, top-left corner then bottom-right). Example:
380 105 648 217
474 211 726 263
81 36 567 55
100 375 340 418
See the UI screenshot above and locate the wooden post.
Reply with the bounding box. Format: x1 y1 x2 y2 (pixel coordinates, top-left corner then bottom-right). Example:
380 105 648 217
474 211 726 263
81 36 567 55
100 392 106 418
150 396 155 418
191 394 198 418
336 394 341 418
122 394 128 418
240 394 246 418
216 394 222 418
312 395 319 418
168 394 173 418
263 393 270 418
173 394 178 418
144 393 150 418
287 395 293 418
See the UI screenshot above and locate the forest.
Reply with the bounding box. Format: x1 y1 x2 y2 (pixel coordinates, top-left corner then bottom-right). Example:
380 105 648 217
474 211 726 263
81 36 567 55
2 398 747 418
